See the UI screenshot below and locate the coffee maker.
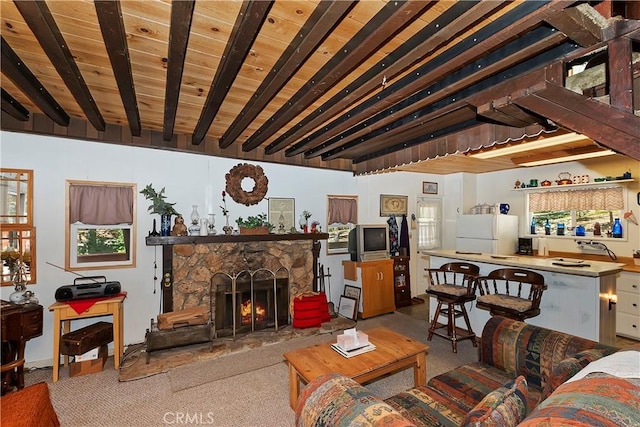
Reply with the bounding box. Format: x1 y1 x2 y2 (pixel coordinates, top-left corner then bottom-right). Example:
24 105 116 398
518 237 533 255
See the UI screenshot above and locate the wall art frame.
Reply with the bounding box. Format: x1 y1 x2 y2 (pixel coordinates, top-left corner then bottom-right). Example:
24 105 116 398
380 194 408 216
422 181 438 195
268 197 295 234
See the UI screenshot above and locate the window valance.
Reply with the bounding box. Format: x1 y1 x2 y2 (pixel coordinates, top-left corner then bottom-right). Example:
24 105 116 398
529 187 623 211
69 184 133 225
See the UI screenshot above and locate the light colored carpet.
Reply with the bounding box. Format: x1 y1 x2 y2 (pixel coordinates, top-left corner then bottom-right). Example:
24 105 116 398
23 310 479 427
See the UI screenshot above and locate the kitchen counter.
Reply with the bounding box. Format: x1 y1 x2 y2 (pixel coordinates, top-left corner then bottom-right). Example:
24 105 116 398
422 249 625 277
423 250 620 345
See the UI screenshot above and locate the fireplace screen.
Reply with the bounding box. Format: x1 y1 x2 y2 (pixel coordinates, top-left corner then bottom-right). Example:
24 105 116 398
214 273 289 338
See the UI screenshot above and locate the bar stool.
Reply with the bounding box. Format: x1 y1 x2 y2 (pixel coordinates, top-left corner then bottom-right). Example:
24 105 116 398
425 262 479 353
476 268 547 321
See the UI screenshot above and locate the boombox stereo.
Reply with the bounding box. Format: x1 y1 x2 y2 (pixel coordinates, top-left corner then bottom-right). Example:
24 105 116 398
55 276 121 302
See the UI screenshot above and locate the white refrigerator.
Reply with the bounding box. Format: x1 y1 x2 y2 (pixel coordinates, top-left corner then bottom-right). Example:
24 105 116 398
455 214 519 255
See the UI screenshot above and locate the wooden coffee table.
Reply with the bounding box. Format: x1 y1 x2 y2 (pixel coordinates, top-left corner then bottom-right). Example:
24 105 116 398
283 326 429 409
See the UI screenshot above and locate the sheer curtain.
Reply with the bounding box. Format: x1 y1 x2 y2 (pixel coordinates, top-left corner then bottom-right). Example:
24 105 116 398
417 198 441 250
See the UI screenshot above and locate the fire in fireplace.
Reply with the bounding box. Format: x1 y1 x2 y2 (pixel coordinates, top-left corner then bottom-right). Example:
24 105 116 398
214 275 289 338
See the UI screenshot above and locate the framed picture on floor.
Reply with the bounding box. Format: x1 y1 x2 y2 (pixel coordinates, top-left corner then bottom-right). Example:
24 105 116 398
343 285 361 309
338 296 358 321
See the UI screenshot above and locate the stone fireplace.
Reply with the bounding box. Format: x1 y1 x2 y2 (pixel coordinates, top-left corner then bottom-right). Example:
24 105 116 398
146 233 326 338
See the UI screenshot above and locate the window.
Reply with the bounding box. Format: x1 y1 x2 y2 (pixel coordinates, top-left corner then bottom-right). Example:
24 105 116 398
416 197 441 250
1 168 35 286
65 181 136 270
326 195 357 255
528 186 625 238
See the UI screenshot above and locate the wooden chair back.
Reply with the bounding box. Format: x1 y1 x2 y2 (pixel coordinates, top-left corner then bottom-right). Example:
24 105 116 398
476 268 547 315
426 262 480 297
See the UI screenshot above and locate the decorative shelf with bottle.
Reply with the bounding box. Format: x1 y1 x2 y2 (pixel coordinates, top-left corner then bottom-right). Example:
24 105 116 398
513 179 634 192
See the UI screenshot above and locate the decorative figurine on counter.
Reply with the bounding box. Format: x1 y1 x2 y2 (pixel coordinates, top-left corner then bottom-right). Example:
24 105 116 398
593 222 601 236
514 180 521 189
171 215 188 236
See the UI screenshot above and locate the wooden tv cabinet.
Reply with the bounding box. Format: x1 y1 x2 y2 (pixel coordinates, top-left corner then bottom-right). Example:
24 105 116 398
342 259 395 319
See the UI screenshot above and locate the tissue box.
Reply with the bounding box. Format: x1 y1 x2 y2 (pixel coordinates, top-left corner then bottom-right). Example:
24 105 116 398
337 331 369 351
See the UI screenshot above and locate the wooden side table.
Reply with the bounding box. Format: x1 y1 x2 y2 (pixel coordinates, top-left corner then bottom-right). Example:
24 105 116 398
49 295 124 382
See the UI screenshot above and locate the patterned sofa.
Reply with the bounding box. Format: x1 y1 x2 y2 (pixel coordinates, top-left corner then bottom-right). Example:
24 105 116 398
296 316 640 426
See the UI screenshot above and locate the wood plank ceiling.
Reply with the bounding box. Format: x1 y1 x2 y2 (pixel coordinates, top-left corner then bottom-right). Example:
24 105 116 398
1 0 639 175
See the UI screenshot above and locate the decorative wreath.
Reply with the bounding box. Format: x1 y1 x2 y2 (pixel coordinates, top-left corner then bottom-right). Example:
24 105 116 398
225 163 269 206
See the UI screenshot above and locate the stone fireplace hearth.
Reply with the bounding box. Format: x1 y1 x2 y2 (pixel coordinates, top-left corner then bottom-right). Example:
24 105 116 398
145 234 328 337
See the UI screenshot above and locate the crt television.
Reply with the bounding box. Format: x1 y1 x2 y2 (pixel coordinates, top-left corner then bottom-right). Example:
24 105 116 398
348 224 390 262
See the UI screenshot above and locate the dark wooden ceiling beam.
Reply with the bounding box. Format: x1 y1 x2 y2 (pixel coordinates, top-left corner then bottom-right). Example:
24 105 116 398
608 35 633 112
513 84 640 160
0 37 69 126
14 0 105 131
282 1 578 158
324 105 477 160
241 0 434 152
270 0 501 156
307 32 574 160
95 0 142 137
161 0 195 141
544 3 605 47
218 1 356 149
477 102 537 128
351 119 482 164
1 88 29 121
191 0 274 145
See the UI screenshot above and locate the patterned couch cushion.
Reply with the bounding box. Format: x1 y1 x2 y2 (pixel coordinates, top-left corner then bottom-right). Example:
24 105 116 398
295 373 415 427
540 348 609 400
479 316 618 396
519 373 640 426
461 375 528 427
385 385 470 427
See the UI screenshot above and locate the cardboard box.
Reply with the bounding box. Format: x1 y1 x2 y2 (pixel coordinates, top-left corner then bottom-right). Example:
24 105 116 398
74 346 100 362
69 345 107 377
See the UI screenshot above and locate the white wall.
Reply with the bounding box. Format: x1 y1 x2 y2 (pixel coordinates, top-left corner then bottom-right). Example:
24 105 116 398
3 130 638 366
1 131 359 366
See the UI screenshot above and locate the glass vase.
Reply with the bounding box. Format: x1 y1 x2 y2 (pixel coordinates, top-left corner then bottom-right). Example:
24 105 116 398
208 214 217 235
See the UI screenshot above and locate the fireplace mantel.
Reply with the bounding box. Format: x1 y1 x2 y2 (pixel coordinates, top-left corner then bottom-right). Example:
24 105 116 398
146 233 328 312
146 233 328 246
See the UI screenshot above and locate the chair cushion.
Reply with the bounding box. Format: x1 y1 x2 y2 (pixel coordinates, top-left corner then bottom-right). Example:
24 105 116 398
477 294 532 313
519 373 640 426
428 284 469 297
461 375 529 427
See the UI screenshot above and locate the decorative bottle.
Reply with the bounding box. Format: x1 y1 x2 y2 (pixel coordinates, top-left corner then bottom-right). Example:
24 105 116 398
530 217 536 234
544 218 551 235
612 218 623 238
188 205 201 235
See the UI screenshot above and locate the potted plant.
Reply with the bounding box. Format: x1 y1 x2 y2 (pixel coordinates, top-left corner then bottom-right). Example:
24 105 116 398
140 184 180 236
236 213 273 235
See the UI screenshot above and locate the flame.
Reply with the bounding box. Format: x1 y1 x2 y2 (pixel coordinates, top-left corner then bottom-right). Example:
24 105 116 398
240 299 267 325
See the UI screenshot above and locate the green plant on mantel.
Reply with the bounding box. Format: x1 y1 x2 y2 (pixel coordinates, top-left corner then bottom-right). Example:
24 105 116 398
140 184 180 216
236 213 273 231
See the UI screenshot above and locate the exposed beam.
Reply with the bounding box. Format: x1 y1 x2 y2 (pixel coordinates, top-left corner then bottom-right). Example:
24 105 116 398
308 33 575 160
544 3 605 47
191 0 274 145
286 1 574 158
608 36 633 112
218 1 356 149
95 0 142 137
241 0 434 152
14 0 105 131
513 84 640 160
1 88 29 121
162 0 195 141
270 0 499 156
0 37 69 126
